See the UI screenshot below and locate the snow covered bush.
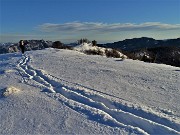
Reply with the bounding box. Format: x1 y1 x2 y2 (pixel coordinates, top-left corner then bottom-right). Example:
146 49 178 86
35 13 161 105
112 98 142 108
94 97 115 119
74 43 127 59
84 48 104 56
105 49 121 58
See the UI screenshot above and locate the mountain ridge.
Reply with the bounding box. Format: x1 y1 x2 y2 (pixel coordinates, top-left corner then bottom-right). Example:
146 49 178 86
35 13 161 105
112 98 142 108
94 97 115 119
97 37 180 51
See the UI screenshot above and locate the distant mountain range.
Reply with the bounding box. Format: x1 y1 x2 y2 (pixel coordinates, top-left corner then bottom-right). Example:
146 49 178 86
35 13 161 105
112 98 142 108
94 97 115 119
1 37 180 53
98 37 180 51
0 40 52 54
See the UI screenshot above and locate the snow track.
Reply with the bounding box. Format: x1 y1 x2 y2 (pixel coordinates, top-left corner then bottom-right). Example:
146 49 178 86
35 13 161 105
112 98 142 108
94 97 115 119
17 55 180 135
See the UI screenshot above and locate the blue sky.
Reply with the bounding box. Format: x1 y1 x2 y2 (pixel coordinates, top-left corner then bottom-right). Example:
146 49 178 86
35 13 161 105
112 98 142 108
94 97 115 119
0 0 180 43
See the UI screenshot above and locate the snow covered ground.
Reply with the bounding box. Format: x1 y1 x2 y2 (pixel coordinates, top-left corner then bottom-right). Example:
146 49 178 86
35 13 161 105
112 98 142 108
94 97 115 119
0 48 179 134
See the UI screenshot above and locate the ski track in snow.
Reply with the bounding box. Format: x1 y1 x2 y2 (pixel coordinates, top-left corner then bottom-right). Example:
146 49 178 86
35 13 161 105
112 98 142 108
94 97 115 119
16 54 180 135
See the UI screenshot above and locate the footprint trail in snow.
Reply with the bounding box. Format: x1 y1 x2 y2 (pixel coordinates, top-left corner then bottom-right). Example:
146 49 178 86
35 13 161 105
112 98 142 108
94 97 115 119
16 54 180 135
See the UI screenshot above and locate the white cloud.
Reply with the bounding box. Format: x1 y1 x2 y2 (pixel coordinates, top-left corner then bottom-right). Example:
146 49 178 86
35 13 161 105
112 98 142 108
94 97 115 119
1 22 180 43
38 22 180 33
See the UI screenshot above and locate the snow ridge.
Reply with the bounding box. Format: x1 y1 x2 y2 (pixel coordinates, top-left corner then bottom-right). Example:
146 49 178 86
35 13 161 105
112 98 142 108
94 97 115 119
16 54 180 135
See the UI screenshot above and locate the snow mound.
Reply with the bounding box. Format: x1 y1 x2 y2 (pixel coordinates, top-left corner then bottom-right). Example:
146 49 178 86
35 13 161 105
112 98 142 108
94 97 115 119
74 43 127 58
74 43 95 52
2 86 21 97
4 69 16 73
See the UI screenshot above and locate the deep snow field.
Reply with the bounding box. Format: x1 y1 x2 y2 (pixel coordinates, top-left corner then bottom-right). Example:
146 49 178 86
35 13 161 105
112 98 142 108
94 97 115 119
0 48 179 135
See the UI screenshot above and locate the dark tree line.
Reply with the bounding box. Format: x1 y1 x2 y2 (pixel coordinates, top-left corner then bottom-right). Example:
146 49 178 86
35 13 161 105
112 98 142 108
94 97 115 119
123 46 180 67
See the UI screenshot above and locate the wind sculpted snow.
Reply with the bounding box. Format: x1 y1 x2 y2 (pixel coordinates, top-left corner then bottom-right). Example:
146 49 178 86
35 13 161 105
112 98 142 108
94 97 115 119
0 48 180 134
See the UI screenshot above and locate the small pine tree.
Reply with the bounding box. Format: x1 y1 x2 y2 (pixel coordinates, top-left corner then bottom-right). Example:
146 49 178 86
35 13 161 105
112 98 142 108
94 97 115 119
92 40 97 46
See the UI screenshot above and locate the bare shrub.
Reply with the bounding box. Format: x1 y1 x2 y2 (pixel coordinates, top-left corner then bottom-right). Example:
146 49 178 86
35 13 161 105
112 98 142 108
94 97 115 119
105 49 120 58
84 49 104 56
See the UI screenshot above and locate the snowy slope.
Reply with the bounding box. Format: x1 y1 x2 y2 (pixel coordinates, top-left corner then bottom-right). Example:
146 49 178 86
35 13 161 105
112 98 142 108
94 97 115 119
0 48 179 135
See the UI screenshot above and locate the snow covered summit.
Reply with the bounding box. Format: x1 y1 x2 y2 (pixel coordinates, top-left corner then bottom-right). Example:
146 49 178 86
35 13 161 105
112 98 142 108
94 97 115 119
0 48 179 134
